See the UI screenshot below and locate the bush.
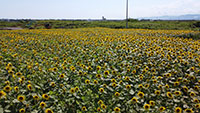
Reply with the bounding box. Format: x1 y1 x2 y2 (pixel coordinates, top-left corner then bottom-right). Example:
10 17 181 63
44 23 52 29
193 22 200 28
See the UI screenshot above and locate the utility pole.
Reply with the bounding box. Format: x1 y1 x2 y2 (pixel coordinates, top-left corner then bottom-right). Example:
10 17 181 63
126 0 128 28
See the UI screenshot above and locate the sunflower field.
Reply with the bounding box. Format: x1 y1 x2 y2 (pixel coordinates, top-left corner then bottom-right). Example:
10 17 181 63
0 28 200 113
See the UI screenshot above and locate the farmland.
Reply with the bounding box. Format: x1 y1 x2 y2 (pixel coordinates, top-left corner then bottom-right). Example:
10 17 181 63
1 19 200 31
0 28 200 113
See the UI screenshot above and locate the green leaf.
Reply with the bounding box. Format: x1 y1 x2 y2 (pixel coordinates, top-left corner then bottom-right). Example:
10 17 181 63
119 97 125 100
130 89 134 95
81 96 85 101
4 110 11 113
0 107 3 113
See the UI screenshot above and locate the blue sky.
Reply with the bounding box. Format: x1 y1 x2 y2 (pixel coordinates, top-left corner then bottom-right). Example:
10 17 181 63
0 0 200 19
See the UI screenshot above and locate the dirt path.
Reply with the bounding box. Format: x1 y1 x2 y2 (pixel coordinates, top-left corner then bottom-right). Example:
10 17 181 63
0 27 23 30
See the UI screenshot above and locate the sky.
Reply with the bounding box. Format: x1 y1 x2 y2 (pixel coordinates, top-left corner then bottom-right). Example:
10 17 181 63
0 0 200 19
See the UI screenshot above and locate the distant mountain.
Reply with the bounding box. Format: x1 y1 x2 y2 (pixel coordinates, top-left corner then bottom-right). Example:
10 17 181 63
139 14 200 20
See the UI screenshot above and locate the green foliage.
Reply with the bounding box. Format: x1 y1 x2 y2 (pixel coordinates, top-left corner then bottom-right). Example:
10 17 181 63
1 19 200 31
128 18 139 22
193 22 200 28
44 23 52 29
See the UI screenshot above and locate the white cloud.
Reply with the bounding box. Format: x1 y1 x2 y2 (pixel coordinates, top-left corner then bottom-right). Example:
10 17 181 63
154 0 200 16
135 0 200 17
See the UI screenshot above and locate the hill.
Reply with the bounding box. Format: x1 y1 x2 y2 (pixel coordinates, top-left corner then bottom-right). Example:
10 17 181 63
140 14 200 20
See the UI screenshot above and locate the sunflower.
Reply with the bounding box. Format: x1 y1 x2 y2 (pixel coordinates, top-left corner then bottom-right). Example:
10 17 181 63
165 84 169 89
70 66 75 71
85 79 90 84
125 76 130 81
82 106 86 111
131 97 138 103
190 67 195 71
132 70 136 74
21 76 25 81
60 84 64 87
70 88 75 94
149 100 155 106
96 74 102 78
5 81 10 85
184 108 193 113
87 66 92 70
189 92 196 97
52 67 58 72
153 79 157 84
97 107 101 112
152 76 155 79
115 92 120 97
167 92 173 99
126 84 131 89
194 85 199 91
111 78 116 83
174 81 180 86
27 65 32 70
98 100 103 105
174 91 182 96
19 108 25 113
28 81 31 84
50 82 56 87
42 94 49 100
33 95 40 101
127 68 131 72
27 84 32 90
144 84 150 88
138 84 143 89
154 90 161 95
101 104 107 110
93 80 98 84
185 74 190 78
96 66 101 70
104 70 109 75
59 74 65 78
157 76 162 80
103 84 107 88
139 76 143 80
193 98 199 103
183 86 189 92
78 70 83 75
112 83 117 87
62 66 67 70
40 102 46 108
75 86 79 92
45 108 53 113
112 70 117 75
137 91 144 98
177 77 182 81
166 73 171 78
175 107 182 113
4 85 12 92
114 107 120 113
8 70 14 75
119 80 123 84
68 60 72 64
17 95 25 102
0 90 6 99
99 88 104 93
7 63 12 67
195 103 200 109
159 106 166 112
16 72 22 77
144 104 150 110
